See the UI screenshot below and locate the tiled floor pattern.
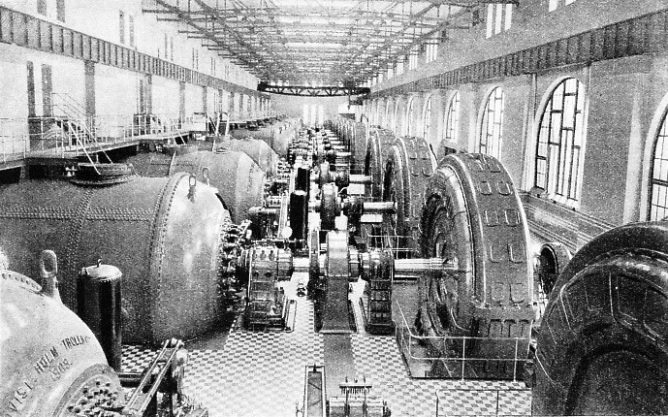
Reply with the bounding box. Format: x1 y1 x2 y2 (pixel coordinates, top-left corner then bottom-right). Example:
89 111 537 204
121 344 158 373
122 274 531 417
182 276 324 417
436 389 533 416
349 335 530 417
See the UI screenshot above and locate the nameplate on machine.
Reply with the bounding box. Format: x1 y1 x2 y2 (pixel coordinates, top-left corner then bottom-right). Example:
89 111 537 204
3 335 91 415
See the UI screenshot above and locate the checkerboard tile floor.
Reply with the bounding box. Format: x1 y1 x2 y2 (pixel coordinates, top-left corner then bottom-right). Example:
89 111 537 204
121 344 157 373
350 335 531 417
121 272 532 417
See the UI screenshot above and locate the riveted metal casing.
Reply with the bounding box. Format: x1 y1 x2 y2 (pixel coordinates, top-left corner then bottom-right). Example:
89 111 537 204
0 268 122 417
0 173 231 344
127 150 265 223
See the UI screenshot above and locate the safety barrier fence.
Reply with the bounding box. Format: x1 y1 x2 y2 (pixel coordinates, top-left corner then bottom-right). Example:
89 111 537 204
0 114 278 161
0 118 29 163
394 302 532 381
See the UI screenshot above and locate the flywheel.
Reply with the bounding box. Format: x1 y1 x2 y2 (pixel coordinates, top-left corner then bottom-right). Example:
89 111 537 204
417 153 535 378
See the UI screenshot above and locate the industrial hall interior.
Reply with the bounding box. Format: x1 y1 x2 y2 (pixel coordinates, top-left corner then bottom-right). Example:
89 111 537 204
1 0 668 416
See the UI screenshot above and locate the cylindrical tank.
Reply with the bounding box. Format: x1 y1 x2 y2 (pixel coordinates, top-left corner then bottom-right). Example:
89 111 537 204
77 261 123 372
0 253 122 417
268 123 295 157
232 124 295 157
126 150 265 223
217 138 279 176
0 172 231 344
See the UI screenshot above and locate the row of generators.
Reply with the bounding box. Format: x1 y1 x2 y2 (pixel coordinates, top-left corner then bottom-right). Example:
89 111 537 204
302 119 668 416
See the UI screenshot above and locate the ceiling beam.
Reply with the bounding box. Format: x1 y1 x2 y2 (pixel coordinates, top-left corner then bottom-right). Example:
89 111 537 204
346 0 517 3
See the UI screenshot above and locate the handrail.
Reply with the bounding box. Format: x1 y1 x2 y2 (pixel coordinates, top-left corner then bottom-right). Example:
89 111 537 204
51 93 86 119
394 300 531 381
50 93 112 166
0 113 284 161
66 120 99 174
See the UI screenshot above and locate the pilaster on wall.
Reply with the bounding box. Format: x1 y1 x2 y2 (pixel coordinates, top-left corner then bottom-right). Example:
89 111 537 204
84 60 94 117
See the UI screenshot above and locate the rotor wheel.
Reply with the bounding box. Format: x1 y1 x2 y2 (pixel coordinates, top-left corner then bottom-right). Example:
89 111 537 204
418 153 534 338
381 136 436 257
364 129 395 200
533 221 668 416
351 123 368 174
381 146 407 254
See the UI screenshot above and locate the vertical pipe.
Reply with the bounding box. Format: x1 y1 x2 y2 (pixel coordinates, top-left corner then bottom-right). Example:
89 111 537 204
77 262 123 371
289 190 308 242
295 166 310 193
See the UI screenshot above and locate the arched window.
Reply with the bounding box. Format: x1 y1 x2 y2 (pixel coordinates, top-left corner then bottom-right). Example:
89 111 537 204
422 96 432 139
406 98 415 136
443 92 460 143
393 101 400 133
479 87 504 158
534 78 586 206
650 106 668 220
385 100 392 130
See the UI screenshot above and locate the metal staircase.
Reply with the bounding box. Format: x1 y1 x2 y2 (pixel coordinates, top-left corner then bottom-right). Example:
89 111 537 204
51 93 109 169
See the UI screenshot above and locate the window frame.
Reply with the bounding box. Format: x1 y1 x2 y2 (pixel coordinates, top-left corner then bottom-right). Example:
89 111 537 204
478 86 505 159
406 98 415 137
443 92 460 144
533 77 587 208
486 4 513 38
649 106 668 221
422 95 432 140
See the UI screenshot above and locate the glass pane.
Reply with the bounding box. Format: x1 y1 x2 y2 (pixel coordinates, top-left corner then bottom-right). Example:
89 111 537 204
549 145 559 193
552 86 564 110
536 159 547 188
551 113 562 144
571 148 581 200
563 95 576 128
480 88 503 158
538 129 548 156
